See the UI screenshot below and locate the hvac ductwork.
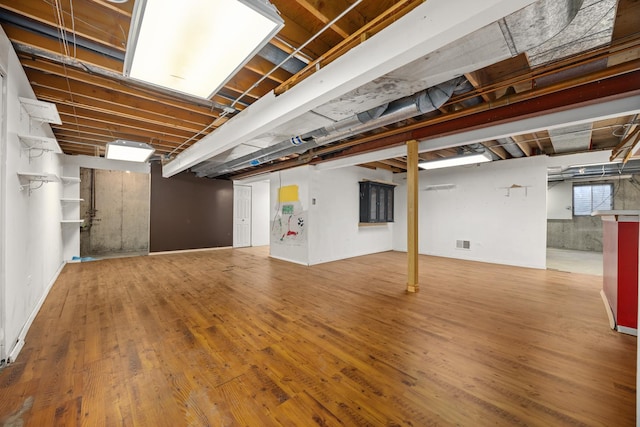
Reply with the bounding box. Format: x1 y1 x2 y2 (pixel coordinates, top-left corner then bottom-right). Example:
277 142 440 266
193 78 461 177
548 160 640 182
496 137 526 158
466 143 500 160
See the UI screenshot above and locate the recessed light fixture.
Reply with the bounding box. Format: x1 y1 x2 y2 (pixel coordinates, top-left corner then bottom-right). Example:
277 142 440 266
105 140 155 162
419 151 493 170
124 0 284 98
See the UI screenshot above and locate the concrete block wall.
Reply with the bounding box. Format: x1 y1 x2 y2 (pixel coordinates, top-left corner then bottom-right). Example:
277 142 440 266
547 176 640 252
79 168 150 257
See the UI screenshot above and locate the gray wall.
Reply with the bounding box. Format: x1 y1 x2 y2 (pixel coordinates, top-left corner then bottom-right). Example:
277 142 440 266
547 176 640 251
80 168 150 256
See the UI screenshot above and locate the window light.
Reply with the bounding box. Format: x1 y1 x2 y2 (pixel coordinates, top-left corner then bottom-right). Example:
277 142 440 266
105 140 155 162
419 152 492 170
124 0 284 99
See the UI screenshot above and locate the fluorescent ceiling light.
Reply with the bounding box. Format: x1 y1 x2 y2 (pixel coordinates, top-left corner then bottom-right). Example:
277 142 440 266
105 140 155 162
124 0 284 98
419 152 492 170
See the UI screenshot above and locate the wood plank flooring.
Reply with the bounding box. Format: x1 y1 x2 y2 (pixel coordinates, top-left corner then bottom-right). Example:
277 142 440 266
0 247 635 426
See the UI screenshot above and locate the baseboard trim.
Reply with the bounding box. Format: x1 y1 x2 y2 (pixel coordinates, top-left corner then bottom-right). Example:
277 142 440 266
8 261 66 363
600 289 616 330
616 326 637 336
269 254 309 266
149 246 232 256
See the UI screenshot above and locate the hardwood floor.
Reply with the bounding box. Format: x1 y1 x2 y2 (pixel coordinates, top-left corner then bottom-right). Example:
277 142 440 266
0 247 635 426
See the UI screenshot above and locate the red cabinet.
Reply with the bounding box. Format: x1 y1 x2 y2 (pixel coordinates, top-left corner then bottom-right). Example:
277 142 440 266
595 210 640 335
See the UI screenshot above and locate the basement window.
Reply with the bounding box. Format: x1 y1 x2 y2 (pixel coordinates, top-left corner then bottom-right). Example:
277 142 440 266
359 181 395 223
573 183 613 216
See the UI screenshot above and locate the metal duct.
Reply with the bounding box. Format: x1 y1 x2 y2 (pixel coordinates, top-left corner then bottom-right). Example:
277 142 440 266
466 143 500 160
548 160 640 182
496 137 525 158
194 78 461 177
548 123 593 153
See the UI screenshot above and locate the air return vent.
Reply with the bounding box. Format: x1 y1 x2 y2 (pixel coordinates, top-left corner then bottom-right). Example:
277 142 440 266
456 240 470 250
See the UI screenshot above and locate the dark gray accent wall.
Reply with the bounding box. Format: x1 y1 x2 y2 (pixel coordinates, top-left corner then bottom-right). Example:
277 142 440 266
150 163 233 252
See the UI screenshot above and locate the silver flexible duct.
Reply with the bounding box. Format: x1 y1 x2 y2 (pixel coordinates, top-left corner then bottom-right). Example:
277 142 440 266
195 78 462 177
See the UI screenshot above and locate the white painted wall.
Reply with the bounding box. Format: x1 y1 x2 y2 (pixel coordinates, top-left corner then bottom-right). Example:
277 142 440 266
1 26 64 362
394 156 548 269
249 180 270 247
548 181 573 219
546 149 611 169
309 166 394 265
269 166 311 265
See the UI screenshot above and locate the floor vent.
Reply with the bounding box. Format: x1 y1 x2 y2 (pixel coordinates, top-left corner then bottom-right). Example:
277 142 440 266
456 240 470 250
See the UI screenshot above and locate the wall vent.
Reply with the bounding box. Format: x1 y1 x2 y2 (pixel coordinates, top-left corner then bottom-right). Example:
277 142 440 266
456 240 470 249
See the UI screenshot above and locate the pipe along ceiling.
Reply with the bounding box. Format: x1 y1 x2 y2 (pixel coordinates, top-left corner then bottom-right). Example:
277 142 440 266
189 0 600 178
193 78 464 177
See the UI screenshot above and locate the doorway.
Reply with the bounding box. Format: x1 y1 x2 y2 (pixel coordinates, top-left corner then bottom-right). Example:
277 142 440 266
80 168 150 258
234 185 252 248
233 180 270 248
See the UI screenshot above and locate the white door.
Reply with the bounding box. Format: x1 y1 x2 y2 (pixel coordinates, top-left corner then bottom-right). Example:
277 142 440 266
233 185 252 247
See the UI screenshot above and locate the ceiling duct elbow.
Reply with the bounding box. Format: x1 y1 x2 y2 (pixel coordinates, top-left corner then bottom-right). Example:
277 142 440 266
416 79 459 113
496 137 525 158
197 77 462 177
466 143 500 161
357 103 389 123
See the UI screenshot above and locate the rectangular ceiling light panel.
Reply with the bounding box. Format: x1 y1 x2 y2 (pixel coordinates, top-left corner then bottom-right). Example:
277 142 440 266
106 140 155 162
419 152 492 170
124 0 284 99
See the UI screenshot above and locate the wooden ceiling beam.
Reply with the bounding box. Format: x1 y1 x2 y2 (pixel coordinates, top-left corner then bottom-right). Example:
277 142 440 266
58 142 101 155
275 0 425 95
0 0 130 52
310 68 640 165
363 161 395 172
38 93 206 134
609 0 640 66
19 55 228 116
276 11 334 60
55 108 206 141
87 0 133 17
53 130 178 152
52 123 193 149
222 67 282 103
3 23 123 72
292 0 360 39
244 55 292 84
511 134 532 157
53 105 207 143
26 70 217 126
8 26 268 111
378 158 408 169
482 141 508 160
31 85 213 133
464 72 492 102
530 133 546 153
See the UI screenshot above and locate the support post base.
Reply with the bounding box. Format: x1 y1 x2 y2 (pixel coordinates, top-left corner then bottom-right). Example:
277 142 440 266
406 284 419 293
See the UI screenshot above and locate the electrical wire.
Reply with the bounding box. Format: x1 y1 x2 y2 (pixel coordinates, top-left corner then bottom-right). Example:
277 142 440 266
50 0 82 141
230 0 363 109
